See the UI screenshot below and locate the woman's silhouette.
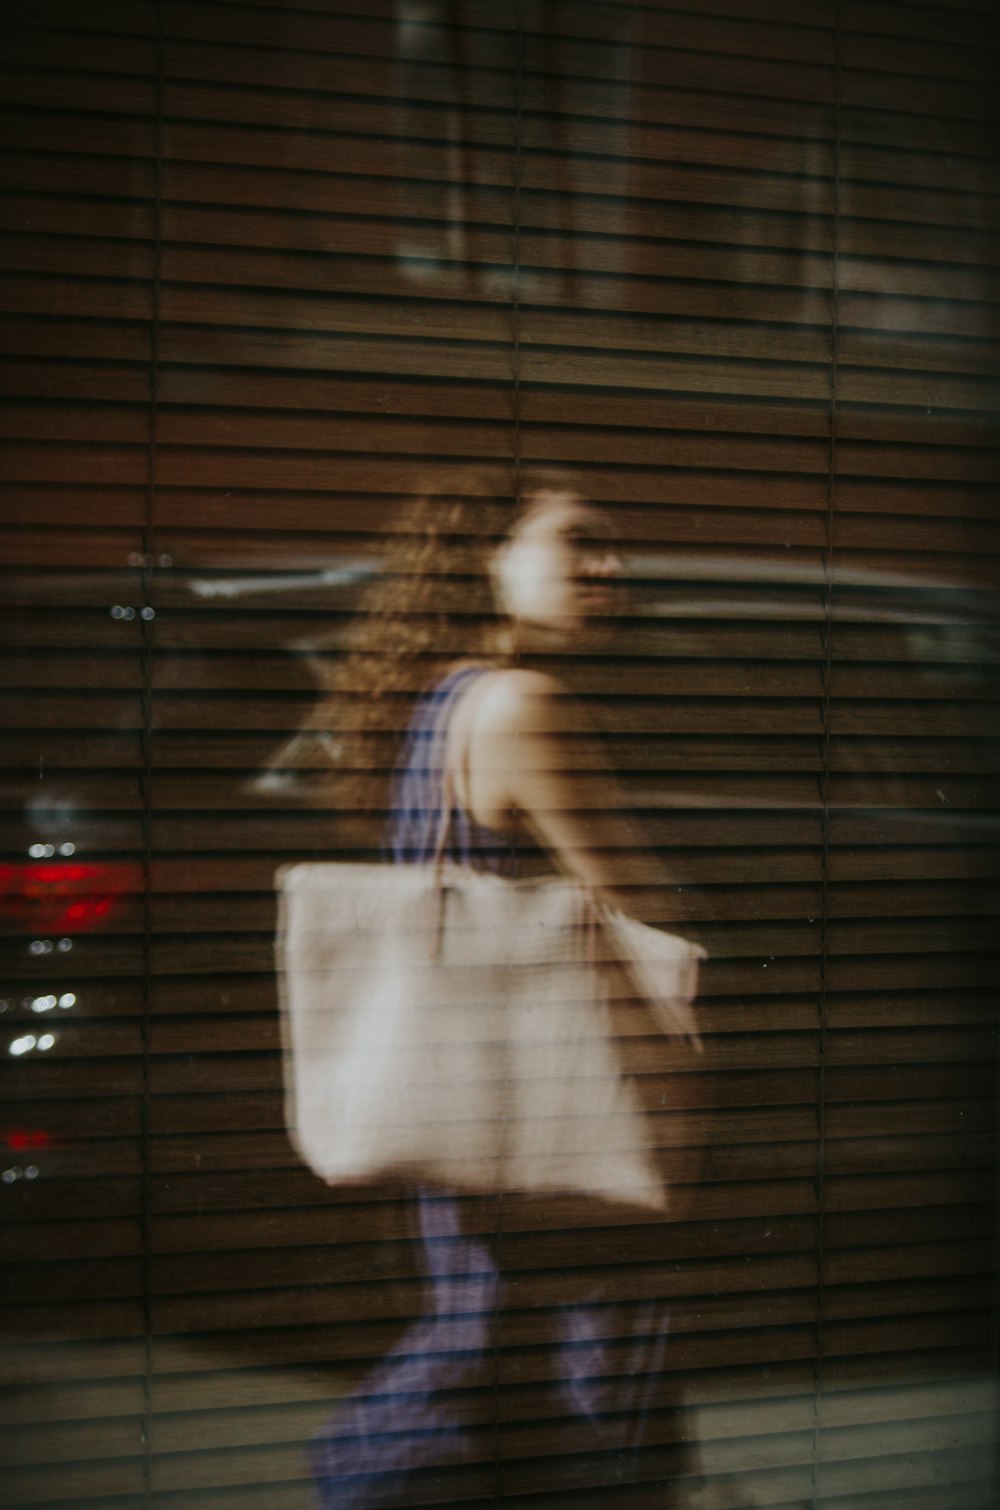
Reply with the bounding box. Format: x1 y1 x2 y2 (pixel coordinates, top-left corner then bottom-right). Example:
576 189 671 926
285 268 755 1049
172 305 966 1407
298 467 696 1505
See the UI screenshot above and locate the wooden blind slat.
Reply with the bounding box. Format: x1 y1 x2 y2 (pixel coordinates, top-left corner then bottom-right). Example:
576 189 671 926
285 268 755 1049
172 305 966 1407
3 3 998 1506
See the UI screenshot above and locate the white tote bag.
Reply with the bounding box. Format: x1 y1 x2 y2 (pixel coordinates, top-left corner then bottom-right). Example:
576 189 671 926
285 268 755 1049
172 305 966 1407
276 860 704 1211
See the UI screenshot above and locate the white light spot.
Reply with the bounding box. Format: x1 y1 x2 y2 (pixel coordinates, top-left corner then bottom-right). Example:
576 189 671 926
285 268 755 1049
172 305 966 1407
28 843 47 858
24 1166 39 1180
37 1034 56 1051
57 938 73 953
9 1035 36 1057
59 994 76 1009
59 842 76 856
31 996 57 1014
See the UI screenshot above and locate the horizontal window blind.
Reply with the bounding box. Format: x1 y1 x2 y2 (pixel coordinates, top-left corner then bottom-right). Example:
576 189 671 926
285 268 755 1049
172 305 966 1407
1 1 998 1507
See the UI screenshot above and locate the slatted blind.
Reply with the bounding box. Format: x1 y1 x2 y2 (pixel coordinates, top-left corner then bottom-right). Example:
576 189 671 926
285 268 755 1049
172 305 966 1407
2 1 999 1506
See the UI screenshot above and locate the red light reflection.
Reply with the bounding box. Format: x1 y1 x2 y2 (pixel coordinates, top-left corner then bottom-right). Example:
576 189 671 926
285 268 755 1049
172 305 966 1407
7 1130 51 1151
0 862 139 933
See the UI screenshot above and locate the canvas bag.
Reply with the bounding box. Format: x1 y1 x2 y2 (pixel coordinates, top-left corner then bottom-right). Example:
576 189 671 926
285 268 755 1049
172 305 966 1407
276 859 704 1211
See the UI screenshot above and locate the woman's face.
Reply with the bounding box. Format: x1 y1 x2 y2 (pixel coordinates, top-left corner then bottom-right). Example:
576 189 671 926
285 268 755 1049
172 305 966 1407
492 491 623 636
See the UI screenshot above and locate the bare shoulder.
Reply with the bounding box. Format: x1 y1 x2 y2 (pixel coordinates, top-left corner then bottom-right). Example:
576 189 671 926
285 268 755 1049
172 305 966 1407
474 668 586 736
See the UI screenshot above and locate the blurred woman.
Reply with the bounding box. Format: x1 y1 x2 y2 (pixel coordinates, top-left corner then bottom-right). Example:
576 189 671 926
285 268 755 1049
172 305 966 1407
304 467 691 1506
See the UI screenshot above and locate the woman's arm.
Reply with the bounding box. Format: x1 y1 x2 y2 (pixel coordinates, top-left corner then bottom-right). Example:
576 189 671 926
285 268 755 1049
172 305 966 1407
455 668 676 922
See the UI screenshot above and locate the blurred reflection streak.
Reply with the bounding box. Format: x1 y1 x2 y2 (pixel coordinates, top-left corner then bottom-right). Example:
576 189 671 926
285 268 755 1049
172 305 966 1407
188 563 375 600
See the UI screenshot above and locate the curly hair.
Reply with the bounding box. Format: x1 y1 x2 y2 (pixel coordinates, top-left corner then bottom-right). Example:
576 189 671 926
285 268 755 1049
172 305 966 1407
295 465 584 825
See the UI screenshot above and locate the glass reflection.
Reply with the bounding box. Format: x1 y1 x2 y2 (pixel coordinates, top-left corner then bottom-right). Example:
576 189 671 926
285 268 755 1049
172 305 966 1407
0 1 997 1505
277 472 705 1502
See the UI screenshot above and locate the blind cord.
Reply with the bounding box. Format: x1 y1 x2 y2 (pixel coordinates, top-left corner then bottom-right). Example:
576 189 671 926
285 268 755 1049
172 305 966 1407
510 2 525 515
491 3 527 1499
138 3 165 1501
812 5 842 1504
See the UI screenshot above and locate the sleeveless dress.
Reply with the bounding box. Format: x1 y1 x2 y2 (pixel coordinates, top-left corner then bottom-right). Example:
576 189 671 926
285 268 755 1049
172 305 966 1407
388 664 511 873
308 667 676 1507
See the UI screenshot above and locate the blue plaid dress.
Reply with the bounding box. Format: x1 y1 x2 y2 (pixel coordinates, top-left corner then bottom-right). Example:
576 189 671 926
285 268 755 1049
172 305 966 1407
309 665 675 1507
388 663 510 872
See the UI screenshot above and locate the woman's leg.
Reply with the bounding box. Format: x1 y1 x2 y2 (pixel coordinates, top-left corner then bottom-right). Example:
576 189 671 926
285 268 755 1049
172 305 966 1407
309 1187 497 1507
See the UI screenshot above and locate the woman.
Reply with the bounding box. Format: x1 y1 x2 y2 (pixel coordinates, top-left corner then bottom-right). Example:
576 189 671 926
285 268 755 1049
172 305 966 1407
303 468 694 1505
315 467 666 905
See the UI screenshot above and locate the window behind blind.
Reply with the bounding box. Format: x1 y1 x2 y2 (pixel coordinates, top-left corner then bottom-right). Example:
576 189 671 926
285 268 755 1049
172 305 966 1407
1 1 998 1506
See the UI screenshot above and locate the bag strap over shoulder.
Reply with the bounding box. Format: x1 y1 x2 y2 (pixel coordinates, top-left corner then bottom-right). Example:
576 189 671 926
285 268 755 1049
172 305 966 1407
427 668 703 1050
421 667 509 956
431 665 505 870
